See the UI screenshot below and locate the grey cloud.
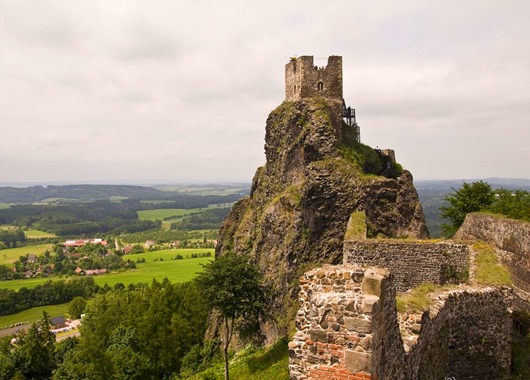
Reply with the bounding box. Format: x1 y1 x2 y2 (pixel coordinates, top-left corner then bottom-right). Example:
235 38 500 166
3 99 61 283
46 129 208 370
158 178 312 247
0 0 529 182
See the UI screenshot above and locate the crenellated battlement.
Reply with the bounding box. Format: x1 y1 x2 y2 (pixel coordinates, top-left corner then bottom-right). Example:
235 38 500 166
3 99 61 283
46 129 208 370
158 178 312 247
285 56 358 141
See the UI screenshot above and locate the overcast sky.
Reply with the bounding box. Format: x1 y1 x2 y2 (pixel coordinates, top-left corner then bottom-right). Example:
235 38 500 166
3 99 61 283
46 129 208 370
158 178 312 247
1 0 529 184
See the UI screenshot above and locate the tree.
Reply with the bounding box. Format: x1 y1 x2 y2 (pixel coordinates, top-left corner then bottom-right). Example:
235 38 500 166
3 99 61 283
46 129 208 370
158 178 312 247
16 312 56 379
440 181 495 236
195 253 270 380
488 189 530 222
68 296 87 319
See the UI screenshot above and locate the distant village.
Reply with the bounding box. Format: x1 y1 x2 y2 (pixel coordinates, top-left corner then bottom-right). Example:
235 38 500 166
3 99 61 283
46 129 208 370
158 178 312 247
3 236 216 281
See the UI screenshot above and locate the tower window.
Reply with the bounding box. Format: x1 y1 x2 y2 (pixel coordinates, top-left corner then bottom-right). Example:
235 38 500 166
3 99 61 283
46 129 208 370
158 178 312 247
317 81 324 91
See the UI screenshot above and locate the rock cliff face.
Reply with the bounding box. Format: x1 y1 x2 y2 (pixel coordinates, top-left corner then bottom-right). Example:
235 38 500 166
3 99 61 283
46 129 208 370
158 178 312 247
216 98 428 333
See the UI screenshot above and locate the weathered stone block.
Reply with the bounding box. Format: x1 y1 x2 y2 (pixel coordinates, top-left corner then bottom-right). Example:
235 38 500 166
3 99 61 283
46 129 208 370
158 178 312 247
345 300 356 311
362 269 387 297
344 349 371 373
344 317 372 334
309 329 328 343
362 295 379 313
359 335 372 351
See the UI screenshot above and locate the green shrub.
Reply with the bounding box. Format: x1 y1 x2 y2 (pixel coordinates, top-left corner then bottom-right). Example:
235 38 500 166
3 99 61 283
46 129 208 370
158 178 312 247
340 142 381 175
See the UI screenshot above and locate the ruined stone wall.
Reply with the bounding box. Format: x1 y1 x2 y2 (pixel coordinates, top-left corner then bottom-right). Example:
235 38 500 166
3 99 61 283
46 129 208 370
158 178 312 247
455 212 530 293
285 56 342 102
407 287 511 379
290 265 512 380
289 265 386 380
343 241 469 292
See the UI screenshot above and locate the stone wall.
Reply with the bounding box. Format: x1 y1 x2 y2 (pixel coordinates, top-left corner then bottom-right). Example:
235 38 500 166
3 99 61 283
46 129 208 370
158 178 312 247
289 265 512 379
406 287 511 379
455 212 530 293
343 240 469 292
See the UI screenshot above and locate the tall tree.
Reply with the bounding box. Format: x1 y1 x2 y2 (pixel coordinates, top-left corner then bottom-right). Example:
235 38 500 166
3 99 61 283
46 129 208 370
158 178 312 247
16 312 56 379
196 253 270 380
440 181 495 236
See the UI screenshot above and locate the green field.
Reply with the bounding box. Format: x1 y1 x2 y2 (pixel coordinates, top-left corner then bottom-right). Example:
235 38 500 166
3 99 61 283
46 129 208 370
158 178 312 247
0 225 56 239
0 248 214 291
137 208 205 221
0 302 72 329
24 230 57 239
154 185 247 196
0 244 53 265
0 203 11 210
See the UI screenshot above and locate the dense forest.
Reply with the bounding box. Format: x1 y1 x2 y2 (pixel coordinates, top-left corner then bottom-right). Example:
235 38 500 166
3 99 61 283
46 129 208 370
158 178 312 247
0 256 272 380
0 185 246 204
170 208 231 231
0 280 211 380
0 201 160 237
0 184 246 239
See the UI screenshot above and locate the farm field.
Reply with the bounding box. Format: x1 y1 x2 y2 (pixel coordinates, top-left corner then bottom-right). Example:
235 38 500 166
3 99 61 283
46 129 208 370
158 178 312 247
0 302 71 329
137 208 205 221
0 203 10 210
0 248 214 291
0 243 53 265
24 229 57 239
155 184 249 196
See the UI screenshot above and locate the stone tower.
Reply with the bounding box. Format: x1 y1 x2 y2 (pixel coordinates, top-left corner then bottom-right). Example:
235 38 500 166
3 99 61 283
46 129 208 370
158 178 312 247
285 55 353 141
285 56 343 102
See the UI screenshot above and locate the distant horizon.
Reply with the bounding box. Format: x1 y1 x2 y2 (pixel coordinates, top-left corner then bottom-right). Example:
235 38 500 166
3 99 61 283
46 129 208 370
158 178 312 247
1 176 530 188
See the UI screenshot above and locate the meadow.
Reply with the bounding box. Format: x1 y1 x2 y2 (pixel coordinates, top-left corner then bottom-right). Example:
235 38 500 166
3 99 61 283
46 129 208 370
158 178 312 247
0 248 214 291
1 224 56 239
154 185 247 196
0 243 53 265
137 208 205 221
0 302 72 329
24 230 57 239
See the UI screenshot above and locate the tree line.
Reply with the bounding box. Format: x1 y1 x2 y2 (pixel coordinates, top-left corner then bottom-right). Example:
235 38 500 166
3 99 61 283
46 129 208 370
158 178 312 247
0 277 98 316
170 208 231 231
0 184 245 205
0 200 237 239
0 202 161 237
0 229 26 250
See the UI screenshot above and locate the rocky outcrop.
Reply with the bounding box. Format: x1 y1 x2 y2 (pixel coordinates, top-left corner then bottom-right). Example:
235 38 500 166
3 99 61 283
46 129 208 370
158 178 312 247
216 98 428 334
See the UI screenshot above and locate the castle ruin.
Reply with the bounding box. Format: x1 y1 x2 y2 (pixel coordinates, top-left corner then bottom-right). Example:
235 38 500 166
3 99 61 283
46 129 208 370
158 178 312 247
285 57 530 380
285 56 360 144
